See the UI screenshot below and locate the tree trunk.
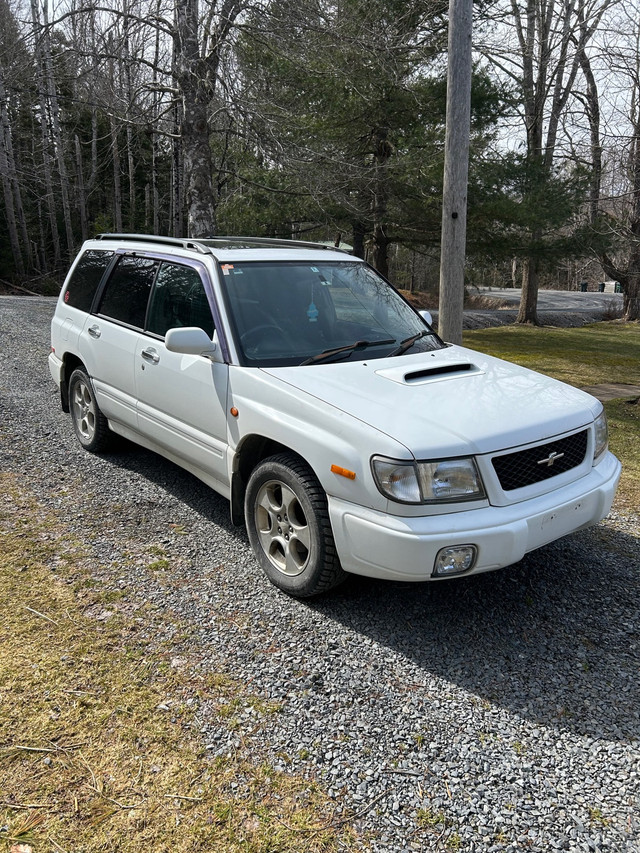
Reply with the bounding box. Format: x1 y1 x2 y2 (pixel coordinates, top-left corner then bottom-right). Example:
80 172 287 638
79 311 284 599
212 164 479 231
174 0 217 237
33 0 75 258
152 0 161 234
75 134 89 242
371 222 389 278
623 277 640 321
0 70 24 275
30 1 60 268
577 46 602 224
122 4 136 231
171 98 184 237
517 255 540 324
596 61 640 323
89 107 98 194
370 127 391 277
144 182 151 232
111 117 123 232
126 124 136 230
351 218 366 259
0 132 23 275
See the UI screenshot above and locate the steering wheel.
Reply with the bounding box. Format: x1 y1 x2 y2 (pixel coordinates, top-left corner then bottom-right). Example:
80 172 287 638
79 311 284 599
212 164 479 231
240 323 285 352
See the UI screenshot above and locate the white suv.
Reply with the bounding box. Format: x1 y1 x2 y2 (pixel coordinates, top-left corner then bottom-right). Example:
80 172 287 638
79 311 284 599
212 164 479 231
49 234 621 597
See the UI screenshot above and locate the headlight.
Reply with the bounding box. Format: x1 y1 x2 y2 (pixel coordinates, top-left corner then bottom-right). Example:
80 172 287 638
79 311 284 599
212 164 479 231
372 456 485 504
371 458 421 503
593 410 608 462
417 458 486 501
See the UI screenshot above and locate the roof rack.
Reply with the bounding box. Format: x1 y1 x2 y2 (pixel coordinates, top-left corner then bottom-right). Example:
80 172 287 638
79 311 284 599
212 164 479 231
95 233 212 254
94 233 351 255
198 236 352 254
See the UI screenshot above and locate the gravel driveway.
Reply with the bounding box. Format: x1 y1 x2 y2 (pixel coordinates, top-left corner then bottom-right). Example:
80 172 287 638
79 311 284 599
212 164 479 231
2 295 639 853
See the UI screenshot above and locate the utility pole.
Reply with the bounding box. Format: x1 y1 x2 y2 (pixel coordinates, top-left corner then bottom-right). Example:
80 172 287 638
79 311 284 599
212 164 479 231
438 0 473 344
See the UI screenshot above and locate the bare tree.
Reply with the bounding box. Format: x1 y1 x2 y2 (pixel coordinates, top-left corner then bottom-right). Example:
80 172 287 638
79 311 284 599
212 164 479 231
31 0 76 259
0 67 24 274
483 0 617 323
584 4 640 321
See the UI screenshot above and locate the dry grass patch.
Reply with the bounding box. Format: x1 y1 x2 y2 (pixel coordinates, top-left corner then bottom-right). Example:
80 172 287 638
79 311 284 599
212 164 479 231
0 474 355 852
399 289 509 312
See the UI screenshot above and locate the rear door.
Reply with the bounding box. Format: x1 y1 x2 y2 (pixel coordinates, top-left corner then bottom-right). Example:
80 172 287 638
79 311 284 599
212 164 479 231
79 255 158 429
134 261 230 494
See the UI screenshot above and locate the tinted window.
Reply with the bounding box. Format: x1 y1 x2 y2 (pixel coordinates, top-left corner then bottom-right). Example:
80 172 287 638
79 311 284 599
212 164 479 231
98 256 158 328
63 250 113 311
146 263 214 338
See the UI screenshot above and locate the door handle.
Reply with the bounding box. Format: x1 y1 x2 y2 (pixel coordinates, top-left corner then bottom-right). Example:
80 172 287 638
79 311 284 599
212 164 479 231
88 324 101 338
141 347 160 364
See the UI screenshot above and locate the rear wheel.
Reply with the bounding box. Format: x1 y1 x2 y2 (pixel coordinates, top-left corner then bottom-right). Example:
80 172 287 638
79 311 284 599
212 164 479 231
68 367 112 452
245 453 345 597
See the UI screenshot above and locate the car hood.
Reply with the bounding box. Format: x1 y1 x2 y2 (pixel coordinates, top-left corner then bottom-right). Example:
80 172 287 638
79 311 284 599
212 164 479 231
262 344 601 458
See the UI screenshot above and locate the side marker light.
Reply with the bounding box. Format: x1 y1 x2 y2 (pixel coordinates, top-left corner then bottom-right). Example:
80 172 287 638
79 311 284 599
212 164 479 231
331 464 356 480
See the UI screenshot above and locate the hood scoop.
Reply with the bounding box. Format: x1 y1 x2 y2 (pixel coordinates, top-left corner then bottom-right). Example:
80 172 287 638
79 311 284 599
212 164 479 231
403 362 481 383
374 359 483 386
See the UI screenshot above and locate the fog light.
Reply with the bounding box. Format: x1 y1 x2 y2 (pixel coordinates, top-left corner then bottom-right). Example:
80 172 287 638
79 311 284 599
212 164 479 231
432 545 477 578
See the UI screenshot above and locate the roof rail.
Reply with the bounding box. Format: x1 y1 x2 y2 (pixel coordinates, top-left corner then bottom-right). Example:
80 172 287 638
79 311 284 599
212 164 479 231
94 233 351 255
201 236 352 254
94 233 212 254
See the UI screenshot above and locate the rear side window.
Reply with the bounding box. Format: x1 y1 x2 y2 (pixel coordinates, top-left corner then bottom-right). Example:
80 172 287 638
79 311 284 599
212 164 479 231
98 256 158 328
62 250 113 311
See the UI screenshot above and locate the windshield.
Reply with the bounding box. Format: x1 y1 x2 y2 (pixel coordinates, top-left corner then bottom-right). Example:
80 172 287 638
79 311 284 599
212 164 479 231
220 260 444 366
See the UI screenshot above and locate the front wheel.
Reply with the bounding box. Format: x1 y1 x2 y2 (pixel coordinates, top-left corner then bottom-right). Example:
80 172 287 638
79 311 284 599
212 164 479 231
68 367 112 452
245 453 346 597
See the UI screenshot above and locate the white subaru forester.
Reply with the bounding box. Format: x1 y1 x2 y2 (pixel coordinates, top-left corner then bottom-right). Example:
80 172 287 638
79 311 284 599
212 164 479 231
49 234 621 597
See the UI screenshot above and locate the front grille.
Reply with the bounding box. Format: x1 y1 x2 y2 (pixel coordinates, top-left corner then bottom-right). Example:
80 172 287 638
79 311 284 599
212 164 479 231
492 430 589 491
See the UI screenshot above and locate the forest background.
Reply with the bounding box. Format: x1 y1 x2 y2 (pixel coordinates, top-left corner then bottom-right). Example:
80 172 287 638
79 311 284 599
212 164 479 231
2 0 640 322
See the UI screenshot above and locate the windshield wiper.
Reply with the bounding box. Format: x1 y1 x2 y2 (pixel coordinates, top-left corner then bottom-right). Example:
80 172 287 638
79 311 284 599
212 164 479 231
388 329 430 357
300 338 395 366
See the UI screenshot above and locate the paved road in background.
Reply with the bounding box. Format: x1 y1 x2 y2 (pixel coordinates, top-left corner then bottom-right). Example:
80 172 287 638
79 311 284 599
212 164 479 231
476 287 623 313
430 288 625 329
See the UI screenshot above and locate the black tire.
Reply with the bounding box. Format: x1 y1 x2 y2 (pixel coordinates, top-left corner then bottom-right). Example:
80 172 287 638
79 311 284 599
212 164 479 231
68 367 112 453
245 452 346 597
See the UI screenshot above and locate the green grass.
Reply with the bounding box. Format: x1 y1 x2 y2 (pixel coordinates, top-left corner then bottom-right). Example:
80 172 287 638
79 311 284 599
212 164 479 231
464 321 640 511
463 321 640 388
605 398 640 511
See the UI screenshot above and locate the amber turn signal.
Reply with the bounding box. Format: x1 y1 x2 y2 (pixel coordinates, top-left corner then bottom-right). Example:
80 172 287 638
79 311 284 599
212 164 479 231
331 464 356 480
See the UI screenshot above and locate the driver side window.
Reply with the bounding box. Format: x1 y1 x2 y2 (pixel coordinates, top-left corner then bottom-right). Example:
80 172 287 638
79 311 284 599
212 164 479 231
146 263 214 338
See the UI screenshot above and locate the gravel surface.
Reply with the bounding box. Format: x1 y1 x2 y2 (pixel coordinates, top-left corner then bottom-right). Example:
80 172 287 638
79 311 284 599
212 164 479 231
2 295 639 852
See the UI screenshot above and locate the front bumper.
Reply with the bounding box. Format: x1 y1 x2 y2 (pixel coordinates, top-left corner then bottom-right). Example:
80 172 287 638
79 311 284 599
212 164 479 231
328 451 621 581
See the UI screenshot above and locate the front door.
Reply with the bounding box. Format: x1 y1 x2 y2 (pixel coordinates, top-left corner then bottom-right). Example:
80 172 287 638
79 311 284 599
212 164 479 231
134 261 230 494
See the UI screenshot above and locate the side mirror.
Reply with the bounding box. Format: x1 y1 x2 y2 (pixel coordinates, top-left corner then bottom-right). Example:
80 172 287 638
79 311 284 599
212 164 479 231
165 327 224 363
419 310 433 327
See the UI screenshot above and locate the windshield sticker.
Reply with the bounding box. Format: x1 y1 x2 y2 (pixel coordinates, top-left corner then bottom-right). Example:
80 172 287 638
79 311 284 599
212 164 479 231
221 264 234 276
310 267 319 272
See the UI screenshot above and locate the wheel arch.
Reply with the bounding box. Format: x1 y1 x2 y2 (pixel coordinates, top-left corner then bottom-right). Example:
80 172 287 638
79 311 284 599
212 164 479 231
60 352 86 413
230 434 308 525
